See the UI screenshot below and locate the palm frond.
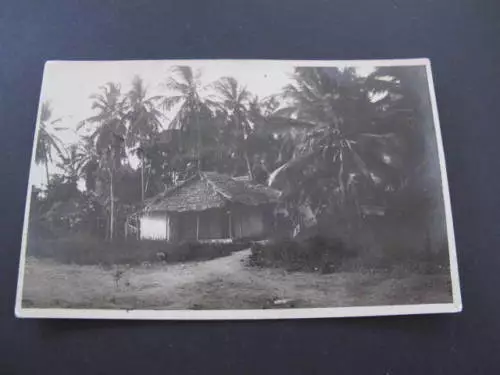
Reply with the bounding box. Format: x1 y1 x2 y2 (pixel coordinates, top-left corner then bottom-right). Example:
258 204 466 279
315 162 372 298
165 77 190 93
161 95 184 112
171 66 194 84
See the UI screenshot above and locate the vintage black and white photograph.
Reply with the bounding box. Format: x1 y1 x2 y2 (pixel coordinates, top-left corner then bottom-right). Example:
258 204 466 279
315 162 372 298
15 59 461 319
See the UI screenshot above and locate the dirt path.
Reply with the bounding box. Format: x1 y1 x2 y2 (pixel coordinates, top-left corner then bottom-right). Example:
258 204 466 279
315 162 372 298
22 249 452 310
155 248 253 286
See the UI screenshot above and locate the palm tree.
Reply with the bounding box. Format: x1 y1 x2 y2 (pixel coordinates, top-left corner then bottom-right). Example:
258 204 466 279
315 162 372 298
365 66 447 252
78 82 127 240
35 101 65 186
125 76 163 201
75 135 100 192
210 76 255 178
160 66 211 171
365 65 435 187
247 95 298 179
56 144 87 185
267 67 404 236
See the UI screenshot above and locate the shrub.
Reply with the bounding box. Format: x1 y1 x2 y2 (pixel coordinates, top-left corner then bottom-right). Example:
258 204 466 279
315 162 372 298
249 236 356 273
26 233 249 266
249 236 450 275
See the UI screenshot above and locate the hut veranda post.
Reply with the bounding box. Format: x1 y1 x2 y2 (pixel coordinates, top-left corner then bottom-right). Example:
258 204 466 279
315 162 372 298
15 59 461 320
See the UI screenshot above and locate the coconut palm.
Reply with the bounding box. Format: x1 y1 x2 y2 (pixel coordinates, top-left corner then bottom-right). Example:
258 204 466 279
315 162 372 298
125 76 163 201
160 66 214 170
80 82 127 157
365 66 447 251
267 67 405 236
210 76 256 178
35 101 65 185
56 144 87 185
365 65 435 185
75 135 100 192
247 95 300 178
161 66 203 127
78 82 127 240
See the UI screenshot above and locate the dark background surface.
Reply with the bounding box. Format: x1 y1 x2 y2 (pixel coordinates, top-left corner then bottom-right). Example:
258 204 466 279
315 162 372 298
1 0 499 373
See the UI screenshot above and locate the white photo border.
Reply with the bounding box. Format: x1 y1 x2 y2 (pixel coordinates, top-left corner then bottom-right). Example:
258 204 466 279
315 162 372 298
15 58 462 320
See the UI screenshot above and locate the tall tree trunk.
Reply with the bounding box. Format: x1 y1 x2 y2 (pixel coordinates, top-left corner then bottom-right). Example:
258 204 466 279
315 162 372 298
104 215 110 241
45 160 50 187
197 111 202 171
237 115 253 180
141 153 145 202
244 149 253 180
109 170 114 241
145 172 150 196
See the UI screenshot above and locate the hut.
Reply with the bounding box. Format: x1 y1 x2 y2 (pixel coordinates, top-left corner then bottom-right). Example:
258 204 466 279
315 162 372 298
135 172 281 242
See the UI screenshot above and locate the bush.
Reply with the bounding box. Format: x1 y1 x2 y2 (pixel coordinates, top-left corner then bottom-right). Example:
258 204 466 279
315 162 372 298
26 233 249 266
249 236 450 275
249 236 356 273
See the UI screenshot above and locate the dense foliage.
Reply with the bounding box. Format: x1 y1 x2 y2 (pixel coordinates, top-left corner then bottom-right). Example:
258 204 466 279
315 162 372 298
31 65 447 258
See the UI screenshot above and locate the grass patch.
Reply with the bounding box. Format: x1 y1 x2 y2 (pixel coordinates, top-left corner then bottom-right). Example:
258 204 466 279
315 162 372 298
26 233 249 266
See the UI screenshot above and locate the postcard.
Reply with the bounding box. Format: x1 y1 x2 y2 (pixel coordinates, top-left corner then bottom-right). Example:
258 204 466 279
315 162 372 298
15 59 461 319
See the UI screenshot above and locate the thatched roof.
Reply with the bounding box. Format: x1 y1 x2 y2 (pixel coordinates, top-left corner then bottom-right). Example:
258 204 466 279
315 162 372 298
143 172 281 213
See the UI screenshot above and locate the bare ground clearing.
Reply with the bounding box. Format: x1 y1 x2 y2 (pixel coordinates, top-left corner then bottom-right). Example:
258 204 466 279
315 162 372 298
22 249 452 310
